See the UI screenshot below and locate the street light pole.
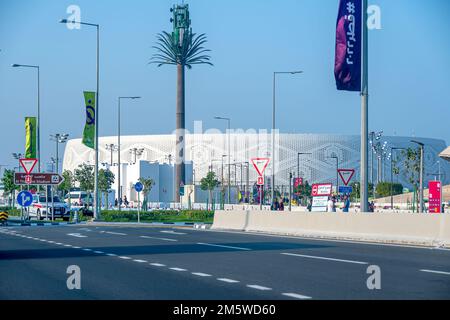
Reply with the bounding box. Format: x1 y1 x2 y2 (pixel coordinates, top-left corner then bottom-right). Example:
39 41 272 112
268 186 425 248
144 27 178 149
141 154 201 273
117 96 141 212
272 71 303 206
411 140 424 213
60 18 100 218
360 0 369 212
214 116 231 204
12 64 40 172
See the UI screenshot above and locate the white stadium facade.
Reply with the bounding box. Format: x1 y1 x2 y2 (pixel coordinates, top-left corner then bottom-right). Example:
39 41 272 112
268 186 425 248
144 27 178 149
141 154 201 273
63 133 450 204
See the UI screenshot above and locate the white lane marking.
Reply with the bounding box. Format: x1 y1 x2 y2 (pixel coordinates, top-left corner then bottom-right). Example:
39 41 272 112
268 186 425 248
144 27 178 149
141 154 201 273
170 267 187 272
281 253 368 265
83 248 92 252
246 285 272 291
67 233 87 238
197 242 251 251
217 278 240 283
93 250 104 254
64 244 73 247
150 263 166 267
106 253 117 257
140 235 178 242
420 269 450 276
282 293 312 300
55 242 63 245
72 246 81 249
192 272 212 277
119 256 131 260
160 230 187 235
133 259 148 263
47 241 55 244
105 231 127 236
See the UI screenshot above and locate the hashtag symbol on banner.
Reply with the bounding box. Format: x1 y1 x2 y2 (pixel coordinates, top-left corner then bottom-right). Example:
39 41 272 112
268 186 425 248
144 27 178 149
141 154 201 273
346 2 356 14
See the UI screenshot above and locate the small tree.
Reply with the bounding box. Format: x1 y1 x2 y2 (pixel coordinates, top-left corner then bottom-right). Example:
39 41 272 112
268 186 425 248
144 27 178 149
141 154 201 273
138 177 154 211
74 164 94 207
99 169 115 209
402 148 421 210
200 171 219 210
2 169 19 208
293 181 312 206
375 182 403 198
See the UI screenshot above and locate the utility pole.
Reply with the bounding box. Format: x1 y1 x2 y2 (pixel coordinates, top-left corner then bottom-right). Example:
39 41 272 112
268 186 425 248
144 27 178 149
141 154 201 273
360 0 369 212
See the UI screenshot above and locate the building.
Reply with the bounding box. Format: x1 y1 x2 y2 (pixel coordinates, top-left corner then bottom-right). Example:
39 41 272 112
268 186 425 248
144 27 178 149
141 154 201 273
440 147 450 162
62 133 450 203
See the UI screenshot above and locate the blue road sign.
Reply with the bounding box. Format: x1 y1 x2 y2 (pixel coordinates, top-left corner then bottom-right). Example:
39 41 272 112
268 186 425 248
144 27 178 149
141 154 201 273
135 182 143 193
17 190 33 207
338 186 353 194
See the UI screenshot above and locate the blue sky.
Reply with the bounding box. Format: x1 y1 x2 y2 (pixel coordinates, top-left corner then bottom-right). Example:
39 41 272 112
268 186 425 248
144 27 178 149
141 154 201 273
1 0 449 170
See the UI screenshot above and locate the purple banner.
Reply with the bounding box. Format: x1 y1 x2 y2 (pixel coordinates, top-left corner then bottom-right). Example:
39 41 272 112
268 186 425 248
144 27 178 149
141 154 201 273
335 0 362 92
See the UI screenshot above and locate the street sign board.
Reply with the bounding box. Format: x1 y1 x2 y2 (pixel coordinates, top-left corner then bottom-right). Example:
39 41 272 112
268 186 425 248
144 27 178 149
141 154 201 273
19 158 38 174
338 169 355 186
428 181 441 213
14 173 64 185
311 183 333 197
135 182 143 192
338 186 353 194
311 196 329 212
251 158 270 177
17 190 33 207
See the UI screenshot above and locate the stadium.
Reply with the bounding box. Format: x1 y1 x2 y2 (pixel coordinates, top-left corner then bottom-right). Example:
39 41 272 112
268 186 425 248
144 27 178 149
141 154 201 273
62 133 450 204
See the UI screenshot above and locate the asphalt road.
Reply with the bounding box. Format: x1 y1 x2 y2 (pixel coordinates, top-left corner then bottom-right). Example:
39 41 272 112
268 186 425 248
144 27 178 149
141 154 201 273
1 224 449 300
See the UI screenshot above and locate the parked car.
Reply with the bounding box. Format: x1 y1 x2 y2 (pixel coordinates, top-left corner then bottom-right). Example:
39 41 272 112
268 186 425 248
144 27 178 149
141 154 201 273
29 194 70 221
65 191 93 207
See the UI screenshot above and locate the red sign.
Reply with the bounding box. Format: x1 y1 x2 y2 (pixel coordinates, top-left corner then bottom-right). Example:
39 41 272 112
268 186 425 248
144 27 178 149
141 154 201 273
338 169 355 186
257 176 265 186
14 173 64 185
428 181 442 213
294 178 303 188
19 158 38 174
311 183 333 197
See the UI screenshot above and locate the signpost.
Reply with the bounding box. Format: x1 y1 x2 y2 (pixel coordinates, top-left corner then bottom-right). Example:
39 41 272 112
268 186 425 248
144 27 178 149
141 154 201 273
14 173 64 185
428 181 442 213
311 183 333 212
19 158 38 174
17 190 33 221
251 158 270 209
338 169 355 186
135 182 143 223
338 185 353 194
17 190 33 207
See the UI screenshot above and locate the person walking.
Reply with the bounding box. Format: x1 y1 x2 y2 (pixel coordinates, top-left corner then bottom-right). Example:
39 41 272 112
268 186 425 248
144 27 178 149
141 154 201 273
342 195 350 212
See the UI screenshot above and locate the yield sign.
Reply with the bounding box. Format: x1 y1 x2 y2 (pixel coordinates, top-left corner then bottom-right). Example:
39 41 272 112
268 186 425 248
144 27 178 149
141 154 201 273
338 169 355 186
19 158 38 174
251 158 270 177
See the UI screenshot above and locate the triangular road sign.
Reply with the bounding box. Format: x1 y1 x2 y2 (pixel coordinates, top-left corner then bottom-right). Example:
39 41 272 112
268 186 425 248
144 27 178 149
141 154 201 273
19 158 38 174
338 169 355 186
251 158 270 177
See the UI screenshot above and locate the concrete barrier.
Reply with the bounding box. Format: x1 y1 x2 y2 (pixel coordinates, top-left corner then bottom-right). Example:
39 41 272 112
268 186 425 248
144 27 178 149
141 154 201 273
211 211 450 248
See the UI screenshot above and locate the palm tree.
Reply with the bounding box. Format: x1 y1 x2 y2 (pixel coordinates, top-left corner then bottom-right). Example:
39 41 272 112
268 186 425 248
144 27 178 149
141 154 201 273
200 171 220 211
150 14 213 203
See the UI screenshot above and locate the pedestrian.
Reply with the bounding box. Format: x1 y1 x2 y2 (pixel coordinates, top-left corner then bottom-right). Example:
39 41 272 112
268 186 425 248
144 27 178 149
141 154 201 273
114 198 118 207
327 197 334 212
279 201 284 211
123 195 129 208
343 195 350 212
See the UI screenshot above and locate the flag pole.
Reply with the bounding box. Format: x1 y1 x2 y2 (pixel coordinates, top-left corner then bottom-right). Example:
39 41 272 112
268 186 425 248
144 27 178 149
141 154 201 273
360 0 369 212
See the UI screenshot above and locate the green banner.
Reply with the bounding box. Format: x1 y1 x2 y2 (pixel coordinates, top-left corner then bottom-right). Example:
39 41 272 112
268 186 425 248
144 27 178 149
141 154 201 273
25 117 37 158
82 91 96 149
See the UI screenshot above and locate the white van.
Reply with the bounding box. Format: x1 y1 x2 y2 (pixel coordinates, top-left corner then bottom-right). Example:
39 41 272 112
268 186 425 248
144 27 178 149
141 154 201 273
65 191 93 207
